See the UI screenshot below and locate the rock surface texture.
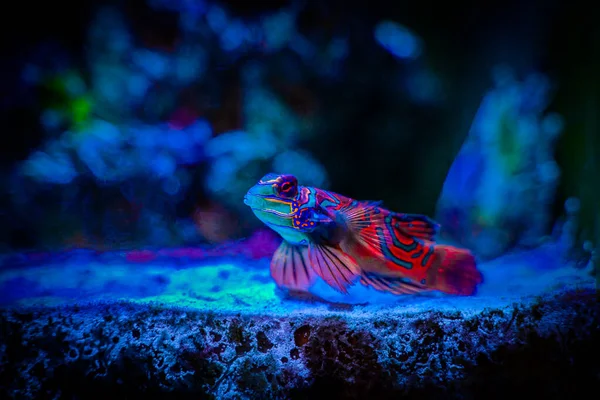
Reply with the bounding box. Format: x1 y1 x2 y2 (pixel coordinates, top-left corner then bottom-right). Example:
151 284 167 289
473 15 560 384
1 288 597 399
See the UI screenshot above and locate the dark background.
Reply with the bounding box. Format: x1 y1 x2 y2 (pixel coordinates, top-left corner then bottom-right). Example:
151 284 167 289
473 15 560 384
0 0 598 252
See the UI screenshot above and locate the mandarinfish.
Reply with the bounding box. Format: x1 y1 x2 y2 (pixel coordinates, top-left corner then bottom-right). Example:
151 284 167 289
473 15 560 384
244 173 483 296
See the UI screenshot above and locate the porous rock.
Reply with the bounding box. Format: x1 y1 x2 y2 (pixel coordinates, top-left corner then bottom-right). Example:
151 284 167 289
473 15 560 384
0 289 597 399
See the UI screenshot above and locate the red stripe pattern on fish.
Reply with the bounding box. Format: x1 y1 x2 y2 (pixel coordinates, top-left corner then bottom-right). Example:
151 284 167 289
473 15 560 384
244 173 483 296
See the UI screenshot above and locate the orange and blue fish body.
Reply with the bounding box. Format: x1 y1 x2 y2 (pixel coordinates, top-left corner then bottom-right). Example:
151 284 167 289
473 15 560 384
244 173 483 296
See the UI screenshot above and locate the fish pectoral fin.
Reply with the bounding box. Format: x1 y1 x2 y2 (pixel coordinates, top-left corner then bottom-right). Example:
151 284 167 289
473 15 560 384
332 202 388 258
391 212 440 241
308 243 360 294
332 202 382 233
270 241 316 291
360 272 428 295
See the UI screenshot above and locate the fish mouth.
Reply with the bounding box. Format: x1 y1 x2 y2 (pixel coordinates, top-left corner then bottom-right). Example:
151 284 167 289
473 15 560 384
243 193 258 206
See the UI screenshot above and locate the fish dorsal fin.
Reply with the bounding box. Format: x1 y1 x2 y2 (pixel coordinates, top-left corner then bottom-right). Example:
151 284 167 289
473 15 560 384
270 241 317 290
308 242 360 294
391 213 440 241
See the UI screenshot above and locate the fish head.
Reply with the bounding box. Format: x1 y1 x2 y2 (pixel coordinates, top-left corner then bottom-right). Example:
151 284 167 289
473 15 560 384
244 173 300 230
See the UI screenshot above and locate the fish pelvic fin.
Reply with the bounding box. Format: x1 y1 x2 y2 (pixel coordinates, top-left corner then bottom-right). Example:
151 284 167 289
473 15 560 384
270 241 317 291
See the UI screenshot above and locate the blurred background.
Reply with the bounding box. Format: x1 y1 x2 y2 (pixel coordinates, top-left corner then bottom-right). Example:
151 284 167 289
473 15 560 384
0 0 597 265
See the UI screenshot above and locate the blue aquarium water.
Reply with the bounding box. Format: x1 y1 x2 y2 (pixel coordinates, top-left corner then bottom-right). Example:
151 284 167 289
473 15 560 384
1 0 599 398
0 240 594 313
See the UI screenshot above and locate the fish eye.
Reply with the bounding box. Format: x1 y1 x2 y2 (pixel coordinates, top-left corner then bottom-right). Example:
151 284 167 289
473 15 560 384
277 179 298 198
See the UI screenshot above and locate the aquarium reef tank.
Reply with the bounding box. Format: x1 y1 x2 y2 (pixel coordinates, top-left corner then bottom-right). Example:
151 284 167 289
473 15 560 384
0 0 598 398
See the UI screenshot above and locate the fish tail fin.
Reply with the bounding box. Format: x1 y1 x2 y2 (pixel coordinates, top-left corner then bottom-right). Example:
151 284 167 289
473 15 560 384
426 245 483 296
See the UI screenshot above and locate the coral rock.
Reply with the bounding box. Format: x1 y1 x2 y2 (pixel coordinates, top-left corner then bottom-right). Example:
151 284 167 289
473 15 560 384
0 289 597 399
